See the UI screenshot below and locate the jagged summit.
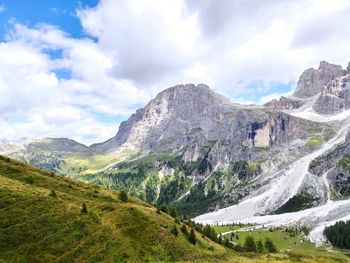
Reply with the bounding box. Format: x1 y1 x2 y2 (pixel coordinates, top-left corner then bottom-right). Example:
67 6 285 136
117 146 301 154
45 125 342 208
293 60 346 98
91 83 237 152
265 60 350 114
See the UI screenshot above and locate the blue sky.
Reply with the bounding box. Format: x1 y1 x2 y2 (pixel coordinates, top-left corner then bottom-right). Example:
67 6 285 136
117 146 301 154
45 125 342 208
0 1 98 40
0 0 350 144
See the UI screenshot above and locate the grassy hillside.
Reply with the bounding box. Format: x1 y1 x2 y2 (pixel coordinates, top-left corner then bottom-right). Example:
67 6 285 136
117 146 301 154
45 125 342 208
1 155 349 263
0 155 230 262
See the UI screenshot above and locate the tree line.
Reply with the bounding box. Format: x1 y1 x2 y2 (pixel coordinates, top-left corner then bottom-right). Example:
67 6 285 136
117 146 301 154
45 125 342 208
324 220 350 249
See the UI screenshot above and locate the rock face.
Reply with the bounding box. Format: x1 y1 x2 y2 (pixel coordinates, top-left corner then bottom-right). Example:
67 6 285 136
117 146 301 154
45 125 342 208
267 60 350 116
264 96 304 110
309 132 350 198
91 83 234 152
293 61 345 98
313 75 350 114
92 84 313 171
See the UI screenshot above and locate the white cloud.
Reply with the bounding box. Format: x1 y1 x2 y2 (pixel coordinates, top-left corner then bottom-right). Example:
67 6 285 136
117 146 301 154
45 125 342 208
0 4 4 13
1 0 350 144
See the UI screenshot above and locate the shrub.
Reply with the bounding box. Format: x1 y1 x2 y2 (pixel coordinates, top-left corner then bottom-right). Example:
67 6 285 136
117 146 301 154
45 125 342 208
265 238 277 253
119 190 128 202
48 190 57 198
81 203 88 214
24 176 34 184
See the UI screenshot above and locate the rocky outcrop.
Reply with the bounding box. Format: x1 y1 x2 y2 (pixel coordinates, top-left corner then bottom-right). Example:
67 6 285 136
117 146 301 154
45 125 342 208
313 75 350 114
264 96 304 110
309 132 350 198
293 61 345 98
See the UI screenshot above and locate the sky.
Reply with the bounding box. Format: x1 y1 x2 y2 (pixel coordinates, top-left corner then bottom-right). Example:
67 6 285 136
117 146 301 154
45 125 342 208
1 0 350 145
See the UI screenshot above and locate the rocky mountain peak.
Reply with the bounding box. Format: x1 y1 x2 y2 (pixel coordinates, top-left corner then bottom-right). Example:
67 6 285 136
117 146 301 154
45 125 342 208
152 83 232 109
293 61 345 98
318 60 343 72
91 83 236 152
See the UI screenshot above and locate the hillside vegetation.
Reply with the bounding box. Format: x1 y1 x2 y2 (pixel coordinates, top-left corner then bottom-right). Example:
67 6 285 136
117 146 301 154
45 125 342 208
0 155 230 262
1 155 349 263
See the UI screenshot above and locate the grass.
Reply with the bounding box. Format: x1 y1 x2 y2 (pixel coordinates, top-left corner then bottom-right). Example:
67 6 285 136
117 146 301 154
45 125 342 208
218 228 350 262
60 149 137 175
0 156 231 262
305 136 324 148
213 224 251 234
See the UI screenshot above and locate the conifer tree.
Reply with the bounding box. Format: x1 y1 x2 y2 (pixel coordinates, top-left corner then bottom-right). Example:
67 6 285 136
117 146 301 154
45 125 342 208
170 207 177 218
265 238 277 253
159 204 168 214
224 238 231 248
257 239 265 253
181 224 188 236
189 229 196 245
119 190 128 202
171 225 178 237
243 236 257 252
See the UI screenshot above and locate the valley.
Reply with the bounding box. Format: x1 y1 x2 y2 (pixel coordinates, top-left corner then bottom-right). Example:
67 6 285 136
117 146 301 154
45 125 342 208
1 61 350 261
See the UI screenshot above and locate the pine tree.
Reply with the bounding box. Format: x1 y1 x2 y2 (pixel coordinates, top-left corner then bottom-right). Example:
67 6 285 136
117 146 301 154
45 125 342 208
234 244 242 252
189 229 196 245
265 238 277 253
218 236 223 245
81 203 88 214
170 207 177 218
171 225 178 237
224 238 231 248
181 224 188 236
243 236 257 252
119 190 128 202
159 204 168 214
257 239 265 254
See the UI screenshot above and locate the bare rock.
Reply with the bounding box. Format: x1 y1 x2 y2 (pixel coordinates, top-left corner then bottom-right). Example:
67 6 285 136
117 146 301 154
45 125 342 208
294 61 345 98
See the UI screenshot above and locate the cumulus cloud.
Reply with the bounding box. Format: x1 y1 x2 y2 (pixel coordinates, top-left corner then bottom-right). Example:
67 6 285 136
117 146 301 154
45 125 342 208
1 0 350 144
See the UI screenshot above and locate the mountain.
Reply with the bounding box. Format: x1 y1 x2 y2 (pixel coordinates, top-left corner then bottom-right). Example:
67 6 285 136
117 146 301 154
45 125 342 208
79 83 335 217
265 60 350 115
0 138 89 173
2 61 350 248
